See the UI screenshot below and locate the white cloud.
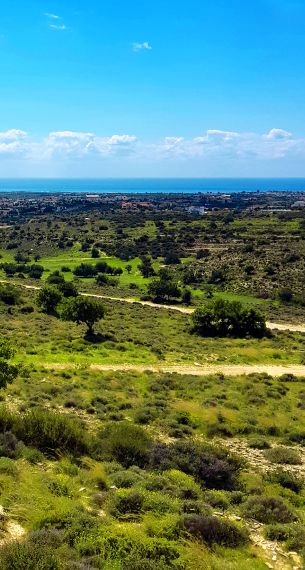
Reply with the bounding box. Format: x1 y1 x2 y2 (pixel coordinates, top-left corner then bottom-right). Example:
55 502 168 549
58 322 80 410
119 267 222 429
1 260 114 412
35 131 138 159
44 13 61 20
0 130 28 155
264 128 292 140
49 24 67 31
1 127 305 165
132 42 152 52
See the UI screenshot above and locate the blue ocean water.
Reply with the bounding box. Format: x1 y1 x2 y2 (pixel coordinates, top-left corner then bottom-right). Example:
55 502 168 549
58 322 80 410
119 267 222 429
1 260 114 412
0 178 305 194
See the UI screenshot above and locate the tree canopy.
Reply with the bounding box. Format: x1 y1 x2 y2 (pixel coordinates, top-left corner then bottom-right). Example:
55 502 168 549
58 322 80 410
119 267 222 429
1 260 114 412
192 299 267 338
61 297 105 336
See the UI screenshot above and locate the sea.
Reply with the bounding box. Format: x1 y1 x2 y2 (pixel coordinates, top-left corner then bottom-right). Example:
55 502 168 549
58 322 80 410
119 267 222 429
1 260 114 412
1 178 305 194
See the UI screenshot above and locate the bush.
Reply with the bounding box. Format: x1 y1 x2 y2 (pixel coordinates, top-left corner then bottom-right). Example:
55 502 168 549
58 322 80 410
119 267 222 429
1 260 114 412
14 409 88 458
0 540 62 570
95 422 153 468
248 438 271 450
243 496 297 523
267 470 304 494
264 447 302 465
0 285 21 305
110 490 144 518
150 440 244 490
192 299 267 338
265 524 292 542
177 514 248 547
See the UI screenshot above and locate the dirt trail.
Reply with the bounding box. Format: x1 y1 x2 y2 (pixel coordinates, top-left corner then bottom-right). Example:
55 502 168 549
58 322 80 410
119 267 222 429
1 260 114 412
43 362 305 377
1 279 305 333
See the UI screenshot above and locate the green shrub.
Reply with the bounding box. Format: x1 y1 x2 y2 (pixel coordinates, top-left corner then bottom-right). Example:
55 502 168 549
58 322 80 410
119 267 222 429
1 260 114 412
14 409 88 457
0 540 62 570
267 470 304 494
110 490 144 518
0 457 18 476
265 524 292 542
204 490 230 511
150 440 244 490
242 496 297 523
264 447 302 465
95 422 153 468
111 469 143 489
248 438 271 450
177 514 248 547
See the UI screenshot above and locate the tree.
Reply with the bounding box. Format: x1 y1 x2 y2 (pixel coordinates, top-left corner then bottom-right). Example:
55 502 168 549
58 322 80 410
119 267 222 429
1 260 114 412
148 268 181 302
37 286 63 315
58 282 78 298
61 297 105 336
91 247 100 259
126 264 132 275
46 271 65 285
182 289 192 305
0 339 19 389
138 256 156 278
28 264 44 280
74 263 97 278
192 299 267 338
164 251 181 265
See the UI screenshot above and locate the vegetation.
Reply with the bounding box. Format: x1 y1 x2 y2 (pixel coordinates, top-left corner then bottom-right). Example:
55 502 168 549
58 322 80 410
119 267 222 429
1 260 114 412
0 195 304 568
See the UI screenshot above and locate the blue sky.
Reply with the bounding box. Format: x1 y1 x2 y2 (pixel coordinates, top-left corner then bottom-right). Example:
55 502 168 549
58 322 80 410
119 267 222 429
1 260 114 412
1 0 305 177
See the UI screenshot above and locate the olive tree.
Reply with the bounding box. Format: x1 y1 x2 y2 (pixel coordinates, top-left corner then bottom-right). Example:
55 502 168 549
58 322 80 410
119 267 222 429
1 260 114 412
61 297 105 337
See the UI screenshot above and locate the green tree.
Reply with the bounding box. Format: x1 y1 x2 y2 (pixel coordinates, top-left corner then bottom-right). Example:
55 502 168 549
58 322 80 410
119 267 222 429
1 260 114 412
148 268 181 302
0 339 19 389
138 256 155 278
61 297 105 336
36 286 63 315
91 247 100 259
192 299 267 338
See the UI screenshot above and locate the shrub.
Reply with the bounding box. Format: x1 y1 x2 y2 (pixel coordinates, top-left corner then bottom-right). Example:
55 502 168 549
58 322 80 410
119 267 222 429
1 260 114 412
265 524 292 542
177 514 248 547
248 438 271 450
110 490 144 518
264 447 302 465
95 422 153 468
0 457 18 476
243 496 297 523
0 540 62 570
14 409 88 457
150 440 244 490
192 299 267 338
267 470 304 494
204 490 230 511
0 285 21 305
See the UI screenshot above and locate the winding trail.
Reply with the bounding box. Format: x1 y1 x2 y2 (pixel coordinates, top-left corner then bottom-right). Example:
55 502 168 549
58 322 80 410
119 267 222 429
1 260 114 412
1 279 305 333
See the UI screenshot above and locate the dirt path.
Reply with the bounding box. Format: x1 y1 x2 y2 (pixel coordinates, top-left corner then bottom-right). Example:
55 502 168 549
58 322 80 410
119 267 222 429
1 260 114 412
1 279 305 333
43 362 305 377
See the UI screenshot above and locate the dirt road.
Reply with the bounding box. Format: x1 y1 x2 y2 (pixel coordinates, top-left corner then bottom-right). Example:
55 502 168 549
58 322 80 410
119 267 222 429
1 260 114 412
1 279 305 333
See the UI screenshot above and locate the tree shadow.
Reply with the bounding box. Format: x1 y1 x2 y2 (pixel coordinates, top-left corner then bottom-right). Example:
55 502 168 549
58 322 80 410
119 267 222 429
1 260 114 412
84 331 114 344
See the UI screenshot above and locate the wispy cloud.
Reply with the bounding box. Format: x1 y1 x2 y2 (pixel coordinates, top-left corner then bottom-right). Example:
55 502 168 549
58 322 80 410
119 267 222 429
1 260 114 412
49 23 67 31
44 13 61 20
132 42 152 52
45 12 67 31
